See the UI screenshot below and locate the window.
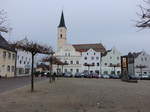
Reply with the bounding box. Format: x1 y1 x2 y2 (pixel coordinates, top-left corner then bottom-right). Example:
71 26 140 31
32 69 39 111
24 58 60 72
70 69 73 72
145 57 147 61
111 71 115 74
22 56 23 59
25 68 30 74
104 71 108 74
24 61 26 64
84 63 87 66
113 50 115 54
13 54 16 60
11 66 15 72
94 53 96 55
141 58 143 61
8 53 11 59
20 60 22 64
65 53 67 56
96 57 99 60
117 57 120 60
110 56 112 59
95 70 99 74
60 34 62 38
64 69 67 72
92 63 95 66
76 61 79 64
68 53 70 57
91 57 94 60
64 61 67 64
7 66 10 72
70 61 73 64
84 57 87 60
87 53 88 55
3 51 6 58
117 71 121 75
105 63 107 66
76 69 79 73
97 63 99 66
110 63 113 66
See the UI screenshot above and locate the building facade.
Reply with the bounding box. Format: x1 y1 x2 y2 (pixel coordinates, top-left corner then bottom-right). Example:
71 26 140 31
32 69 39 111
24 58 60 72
133 51 150 76
101 47 122 75
16 38 32 76
0 34 16 77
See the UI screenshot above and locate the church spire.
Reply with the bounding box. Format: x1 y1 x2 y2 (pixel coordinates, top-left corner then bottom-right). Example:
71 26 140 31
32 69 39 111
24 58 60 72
58 11 66 28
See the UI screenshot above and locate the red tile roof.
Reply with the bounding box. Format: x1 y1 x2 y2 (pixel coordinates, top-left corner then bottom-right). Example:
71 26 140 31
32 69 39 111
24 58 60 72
72 43 106 52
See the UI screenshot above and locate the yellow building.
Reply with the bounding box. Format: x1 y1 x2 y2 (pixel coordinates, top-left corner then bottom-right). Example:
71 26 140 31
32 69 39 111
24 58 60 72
0 34 16 77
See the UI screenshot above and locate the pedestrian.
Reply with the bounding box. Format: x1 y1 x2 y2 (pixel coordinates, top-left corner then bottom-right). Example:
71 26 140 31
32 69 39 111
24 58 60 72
52 72 56 82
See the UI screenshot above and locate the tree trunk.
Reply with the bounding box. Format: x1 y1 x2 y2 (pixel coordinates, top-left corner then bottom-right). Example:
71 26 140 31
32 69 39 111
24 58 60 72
31 54 34 92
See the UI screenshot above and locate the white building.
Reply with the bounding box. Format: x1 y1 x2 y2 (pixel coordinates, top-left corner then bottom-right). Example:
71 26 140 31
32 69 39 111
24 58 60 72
16 38 32 76
53 11 106 75
132 51 150 77
101 47 122 75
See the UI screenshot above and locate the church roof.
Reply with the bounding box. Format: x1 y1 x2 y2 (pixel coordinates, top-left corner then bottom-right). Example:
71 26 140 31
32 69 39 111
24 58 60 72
58 11 66 28
72 43 106 52
0 34 16 52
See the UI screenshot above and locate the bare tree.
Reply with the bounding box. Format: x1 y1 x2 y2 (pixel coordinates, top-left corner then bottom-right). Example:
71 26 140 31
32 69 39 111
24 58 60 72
12 39 53 92
42 56 68 82
0 9 8 33
136 0 150 28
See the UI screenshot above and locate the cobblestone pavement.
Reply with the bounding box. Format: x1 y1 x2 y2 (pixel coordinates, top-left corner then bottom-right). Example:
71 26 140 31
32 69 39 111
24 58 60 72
0 76 47 93
0 78 150 112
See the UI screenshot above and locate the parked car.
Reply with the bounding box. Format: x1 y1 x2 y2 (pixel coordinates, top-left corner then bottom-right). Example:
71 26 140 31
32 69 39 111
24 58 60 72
101 74 110 79
84 73 92 78
128 75 139 80
109 74 120 79
57 72 63 77
139 74 150 80
75 72 84 78
64 72 73 77
92 73 99 78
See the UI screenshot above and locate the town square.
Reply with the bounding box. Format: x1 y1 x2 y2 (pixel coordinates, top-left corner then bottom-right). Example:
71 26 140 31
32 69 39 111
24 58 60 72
0 0 150 112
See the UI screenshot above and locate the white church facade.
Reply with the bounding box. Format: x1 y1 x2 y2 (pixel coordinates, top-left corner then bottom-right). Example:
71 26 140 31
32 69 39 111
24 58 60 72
53 12 106 75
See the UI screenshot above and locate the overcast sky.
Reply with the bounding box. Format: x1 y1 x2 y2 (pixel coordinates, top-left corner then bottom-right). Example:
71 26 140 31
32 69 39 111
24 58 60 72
1 0 150 54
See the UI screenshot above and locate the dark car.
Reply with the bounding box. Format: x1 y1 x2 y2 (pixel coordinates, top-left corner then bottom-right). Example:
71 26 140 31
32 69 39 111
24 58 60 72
92 73 99 78
85 73 93 78
128 75 139 80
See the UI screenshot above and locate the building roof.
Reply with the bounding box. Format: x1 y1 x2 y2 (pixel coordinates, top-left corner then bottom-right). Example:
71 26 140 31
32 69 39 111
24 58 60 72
0 34 16 52
72 43 106 52
129 52 142 58
58 11 66 28
101 49 112 57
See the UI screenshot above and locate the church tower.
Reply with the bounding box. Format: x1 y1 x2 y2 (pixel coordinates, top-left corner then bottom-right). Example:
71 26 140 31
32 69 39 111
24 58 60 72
57 11 67 51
